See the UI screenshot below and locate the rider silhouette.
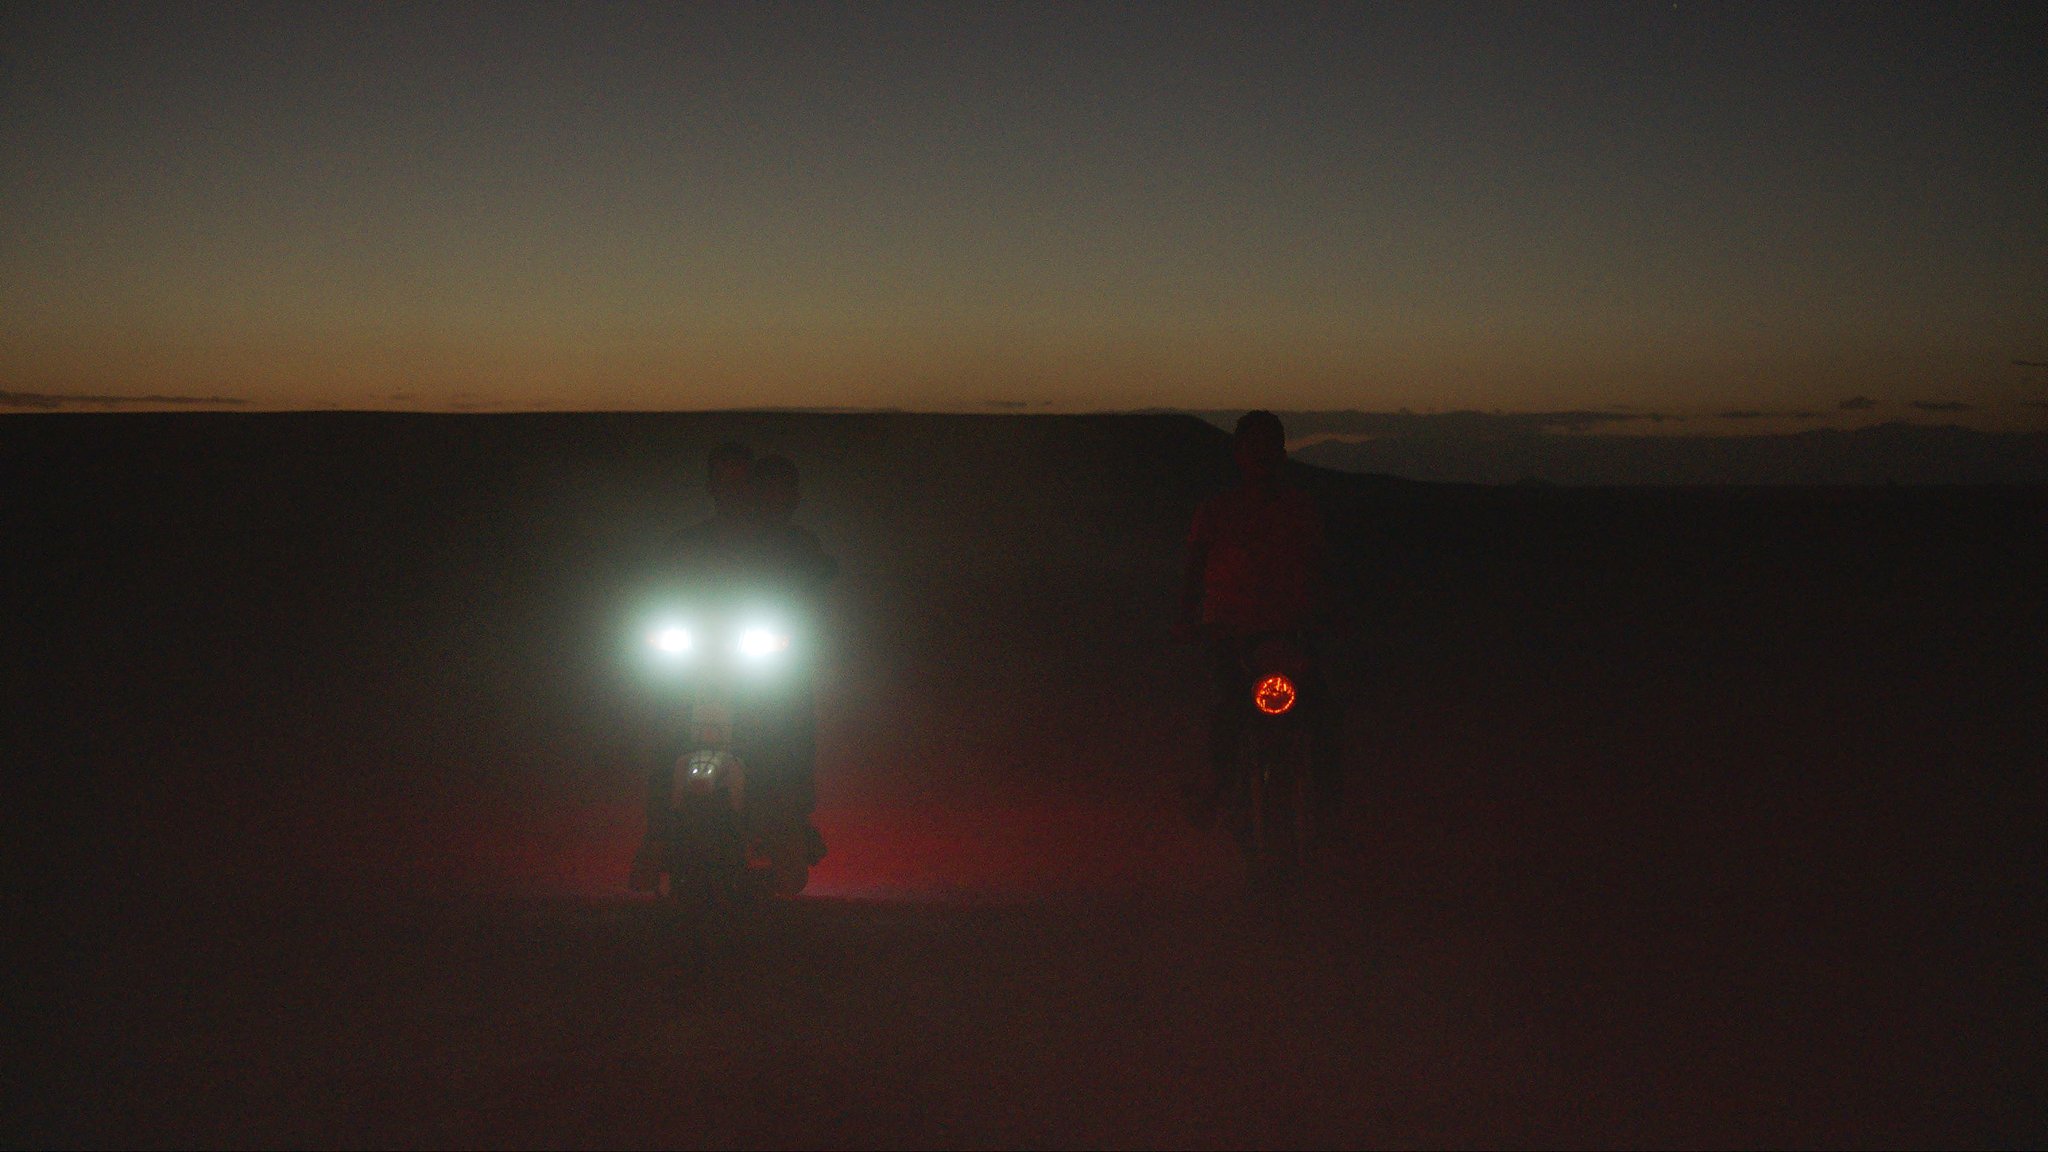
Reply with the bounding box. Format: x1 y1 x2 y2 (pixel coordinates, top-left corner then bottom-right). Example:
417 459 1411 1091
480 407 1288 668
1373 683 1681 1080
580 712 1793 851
665 440 756 582
633 442 756 890
1179 410 1342 824
630 444 834 891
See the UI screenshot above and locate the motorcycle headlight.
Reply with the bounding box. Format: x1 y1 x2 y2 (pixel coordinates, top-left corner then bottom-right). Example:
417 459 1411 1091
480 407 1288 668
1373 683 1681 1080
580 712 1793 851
651 625 694 656
736 626 790 660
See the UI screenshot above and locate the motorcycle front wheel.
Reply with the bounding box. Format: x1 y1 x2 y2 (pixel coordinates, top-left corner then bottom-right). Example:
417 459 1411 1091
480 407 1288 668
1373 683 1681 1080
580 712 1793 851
661 868 718 914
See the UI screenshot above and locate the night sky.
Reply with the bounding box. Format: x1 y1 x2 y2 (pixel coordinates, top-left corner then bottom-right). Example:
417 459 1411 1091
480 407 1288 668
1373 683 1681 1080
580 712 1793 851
3 2 2042 423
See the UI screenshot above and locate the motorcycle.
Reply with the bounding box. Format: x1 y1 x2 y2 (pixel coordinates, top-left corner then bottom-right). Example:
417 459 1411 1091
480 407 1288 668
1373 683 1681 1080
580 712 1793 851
1228 633 1320 879
640 605 815 917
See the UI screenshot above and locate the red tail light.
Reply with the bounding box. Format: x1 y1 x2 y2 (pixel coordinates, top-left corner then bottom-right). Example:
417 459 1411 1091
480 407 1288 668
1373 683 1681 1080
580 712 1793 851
1253 674 1297 715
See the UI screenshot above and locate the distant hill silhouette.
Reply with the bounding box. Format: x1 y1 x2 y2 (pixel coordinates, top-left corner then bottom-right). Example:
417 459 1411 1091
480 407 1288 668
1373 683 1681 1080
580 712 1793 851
1283 420 2048 485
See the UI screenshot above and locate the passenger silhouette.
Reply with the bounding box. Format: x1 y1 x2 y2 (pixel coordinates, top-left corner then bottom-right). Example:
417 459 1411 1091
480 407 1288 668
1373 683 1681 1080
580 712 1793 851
747 454 838 593
1179 410 1343 825
736 454 834 864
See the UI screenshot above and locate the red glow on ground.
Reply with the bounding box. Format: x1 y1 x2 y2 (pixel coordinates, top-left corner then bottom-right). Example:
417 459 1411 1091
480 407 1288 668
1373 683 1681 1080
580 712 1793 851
261 788 1238 904
803 802 1239 901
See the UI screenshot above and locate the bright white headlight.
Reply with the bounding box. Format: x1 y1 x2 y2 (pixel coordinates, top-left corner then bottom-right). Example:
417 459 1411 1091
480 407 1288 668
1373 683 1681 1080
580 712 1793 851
736 627 790 660
652 626 694 655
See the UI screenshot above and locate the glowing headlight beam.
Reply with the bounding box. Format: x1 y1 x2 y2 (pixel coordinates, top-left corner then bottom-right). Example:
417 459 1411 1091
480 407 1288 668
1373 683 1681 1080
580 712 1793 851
736 627 790 660
652 626 694 655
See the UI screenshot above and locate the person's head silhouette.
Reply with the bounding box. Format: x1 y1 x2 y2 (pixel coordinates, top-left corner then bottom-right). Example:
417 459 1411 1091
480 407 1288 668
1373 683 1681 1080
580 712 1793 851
1233 410 1286 489
706 441 754 521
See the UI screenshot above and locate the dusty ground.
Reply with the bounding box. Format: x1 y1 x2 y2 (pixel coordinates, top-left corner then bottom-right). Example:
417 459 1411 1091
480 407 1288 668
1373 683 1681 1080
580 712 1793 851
29 802 2037 1148
9 413 2043 1147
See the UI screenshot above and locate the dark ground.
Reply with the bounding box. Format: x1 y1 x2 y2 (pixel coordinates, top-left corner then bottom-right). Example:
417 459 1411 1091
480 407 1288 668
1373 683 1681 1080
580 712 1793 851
6 412 2044 1148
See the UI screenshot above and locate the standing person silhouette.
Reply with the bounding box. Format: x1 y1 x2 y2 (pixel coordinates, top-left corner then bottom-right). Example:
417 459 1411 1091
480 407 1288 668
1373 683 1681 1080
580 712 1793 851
1178 411 1343 825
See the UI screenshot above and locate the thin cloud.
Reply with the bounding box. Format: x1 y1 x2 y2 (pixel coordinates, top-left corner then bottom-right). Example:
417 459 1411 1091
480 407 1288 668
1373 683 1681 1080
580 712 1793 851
2014 360 2048 368
1718 410 1767 419
0 391 247 409
1910 400 1973 412
1839 396 1877 410
1206 409 1656 444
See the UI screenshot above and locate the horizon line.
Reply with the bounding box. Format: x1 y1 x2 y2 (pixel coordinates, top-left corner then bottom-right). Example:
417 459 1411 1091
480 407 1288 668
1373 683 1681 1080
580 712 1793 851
4 401 2045 437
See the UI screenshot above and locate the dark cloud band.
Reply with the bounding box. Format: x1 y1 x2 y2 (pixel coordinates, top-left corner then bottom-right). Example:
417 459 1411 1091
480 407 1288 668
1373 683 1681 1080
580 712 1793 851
0 391 247 409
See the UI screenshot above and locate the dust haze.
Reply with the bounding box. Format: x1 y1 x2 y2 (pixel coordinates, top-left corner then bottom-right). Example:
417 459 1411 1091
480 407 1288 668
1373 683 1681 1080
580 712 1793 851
9 413 2043 1146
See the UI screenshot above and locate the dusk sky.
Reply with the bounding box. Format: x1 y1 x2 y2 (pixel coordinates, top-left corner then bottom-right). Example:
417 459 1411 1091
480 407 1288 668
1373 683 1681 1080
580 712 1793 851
3 2 2043 425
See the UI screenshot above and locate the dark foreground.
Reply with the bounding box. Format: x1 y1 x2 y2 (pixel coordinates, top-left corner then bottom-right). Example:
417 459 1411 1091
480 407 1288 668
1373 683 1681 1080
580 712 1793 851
41 878 1990 1150
8 413 2044 1147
